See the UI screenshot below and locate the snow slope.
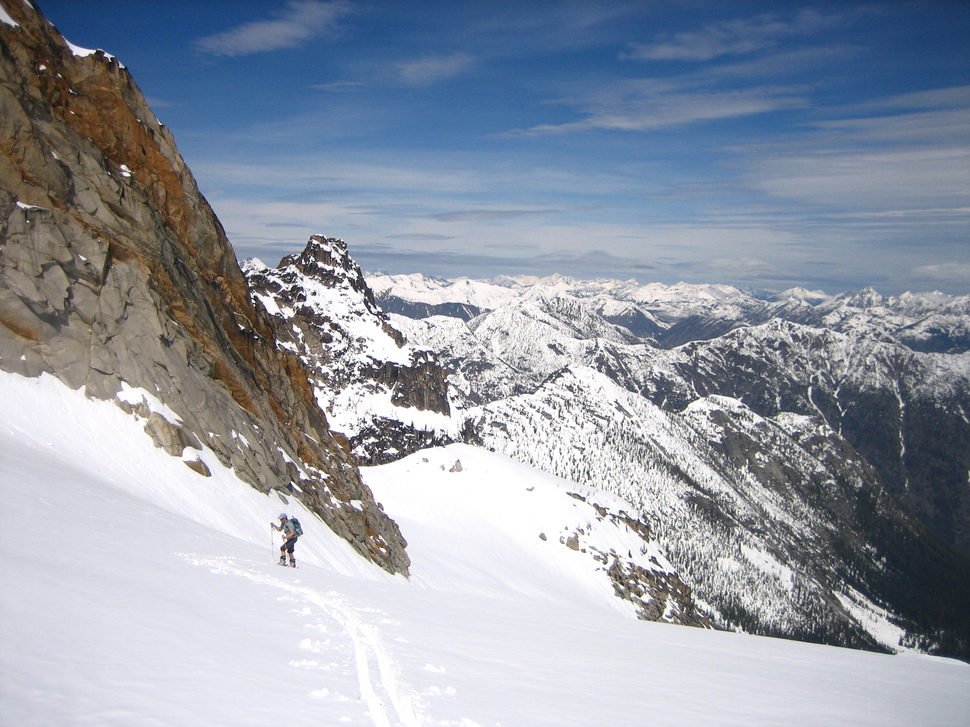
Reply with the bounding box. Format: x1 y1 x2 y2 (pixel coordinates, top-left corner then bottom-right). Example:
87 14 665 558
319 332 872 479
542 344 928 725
2 372 968 726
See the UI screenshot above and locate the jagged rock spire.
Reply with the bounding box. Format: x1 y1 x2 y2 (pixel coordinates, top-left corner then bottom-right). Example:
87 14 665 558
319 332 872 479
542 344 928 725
278 235 381 314
245 234 455 465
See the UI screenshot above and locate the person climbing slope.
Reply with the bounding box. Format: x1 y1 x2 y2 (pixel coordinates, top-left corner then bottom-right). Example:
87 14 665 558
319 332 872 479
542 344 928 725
271 513 299 567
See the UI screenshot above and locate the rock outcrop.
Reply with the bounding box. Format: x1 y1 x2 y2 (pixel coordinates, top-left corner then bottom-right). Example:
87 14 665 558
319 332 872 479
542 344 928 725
0 0 408 574
244 235 455 465
562 491 710 627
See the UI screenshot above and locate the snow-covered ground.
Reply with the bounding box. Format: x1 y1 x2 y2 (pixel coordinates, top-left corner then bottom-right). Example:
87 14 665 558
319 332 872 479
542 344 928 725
1 372 968 726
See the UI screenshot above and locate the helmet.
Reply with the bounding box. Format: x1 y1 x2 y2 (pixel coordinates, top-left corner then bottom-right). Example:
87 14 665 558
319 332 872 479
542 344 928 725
278 513 288 520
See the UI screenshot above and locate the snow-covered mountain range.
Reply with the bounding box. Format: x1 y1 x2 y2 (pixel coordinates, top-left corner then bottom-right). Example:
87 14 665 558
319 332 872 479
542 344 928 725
240 239 970 659
371 273 970 553
360 271 970 657
370 273 970 353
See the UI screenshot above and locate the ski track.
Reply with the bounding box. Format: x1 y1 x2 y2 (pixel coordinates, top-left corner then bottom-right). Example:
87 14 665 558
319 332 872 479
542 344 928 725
182 555 423 727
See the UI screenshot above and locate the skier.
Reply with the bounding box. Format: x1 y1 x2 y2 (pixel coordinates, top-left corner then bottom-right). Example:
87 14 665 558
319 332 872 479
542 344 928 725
272 513 298 567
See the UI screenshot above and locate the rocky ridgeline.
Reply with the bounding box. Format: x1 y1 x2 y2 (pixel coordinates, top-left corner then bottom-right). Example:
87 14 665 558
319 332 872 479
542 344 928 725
244 236 455 464
0 1 408 574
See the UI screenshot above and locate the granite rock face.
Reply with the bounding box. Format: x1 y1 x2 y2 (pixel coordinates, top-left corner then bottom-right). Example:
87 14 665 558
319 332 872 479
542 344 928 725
0 0 409 574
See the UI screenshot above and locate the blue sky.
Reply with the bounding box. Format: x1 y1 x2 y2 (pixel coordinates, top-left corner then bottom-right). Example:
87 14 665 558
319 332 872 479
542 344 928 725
43 1 969 294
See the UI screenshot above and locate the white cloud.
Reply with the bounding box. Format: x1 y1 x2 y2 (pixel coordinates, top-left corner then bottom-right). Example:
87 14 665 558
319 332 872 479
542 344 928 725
196 158 485 195
396 53 474 85
310 81 365 92
706 45 859 80
429 209 557 222
744 92 970 213
507 82 807 136
194 1 351 57
882 85 970 111
911 262 970 281
813 108 970 146
624 9 848 63
752 147 970 209
387 233 457 241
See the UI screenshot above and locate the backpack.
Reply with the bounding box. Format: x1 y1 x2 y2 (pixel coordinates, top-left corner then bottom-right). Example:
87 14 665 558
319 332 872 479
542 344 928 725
291 517 303 537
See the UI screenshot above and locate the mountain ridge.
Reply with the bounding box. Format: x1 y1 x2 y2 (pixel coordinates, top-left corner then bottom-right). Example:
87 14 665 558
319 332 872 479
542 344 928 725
0 1 408 573
373 267 970 657
372 271 970 353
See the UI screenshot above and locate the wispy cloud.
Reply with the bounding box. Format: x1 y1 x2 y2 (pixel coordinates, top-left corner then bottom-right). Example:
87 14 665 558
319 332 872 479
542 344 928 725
912 262 970 282
144 96 177 109
396 52 475 85
507 81 807 136
842 85 970 115
194 0 351 57
743 85 970 212
751 146 970 210
387 233 458 241
196 159 485 195
350 247 661 282
624 9 849 62
428 209 557 222
310 80 364 92
706 44 859 80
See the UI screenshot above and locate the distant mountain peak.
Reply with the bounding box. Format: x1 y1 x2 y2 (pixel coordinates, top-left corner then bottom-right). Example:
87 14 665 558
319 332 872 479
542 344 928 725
773 287 831 305
836 287 884 308
281 234 350 270
272 234 378 310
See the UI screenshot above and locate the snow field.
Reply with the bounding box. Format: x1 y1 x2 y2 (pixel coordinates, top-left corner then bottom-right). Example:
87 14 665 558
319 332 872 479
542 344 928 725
364 444 672 614
2 372 969 726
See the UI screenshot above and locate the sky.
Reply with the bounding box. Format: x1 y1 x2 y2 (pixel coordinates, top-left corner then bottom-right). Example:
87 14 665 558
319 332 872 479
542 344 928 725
41 0 970 295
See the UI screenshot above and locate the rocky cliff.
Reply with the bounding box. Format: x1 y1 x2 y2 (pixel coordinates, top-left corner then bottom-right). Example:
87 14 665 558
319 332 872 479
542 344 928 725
0 0 408 574
244 235 456 465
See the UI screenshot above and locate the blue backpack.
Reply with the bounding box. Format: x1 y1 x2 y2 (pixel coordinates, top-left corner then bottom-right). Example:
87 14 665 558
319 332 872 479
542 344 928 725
290 517 303 537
